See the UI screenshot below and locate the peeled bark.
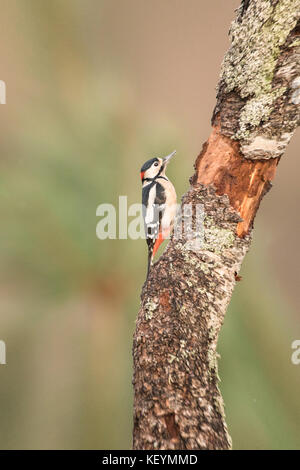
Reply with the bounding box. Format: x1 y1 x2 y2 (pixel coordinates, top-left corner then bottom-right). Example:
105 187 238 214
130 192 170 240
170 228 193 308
133 0 300 450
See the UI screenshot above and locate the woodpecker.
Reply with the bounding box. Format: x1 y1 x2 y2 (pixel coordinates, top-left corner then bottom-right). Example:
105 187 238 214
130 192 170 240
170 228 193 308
140 150 177 277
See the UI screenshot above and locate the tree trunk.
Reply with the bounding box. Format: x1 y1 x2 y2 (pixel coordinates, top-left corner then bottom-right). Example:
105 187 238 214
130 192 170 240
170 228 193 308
132 0 300 450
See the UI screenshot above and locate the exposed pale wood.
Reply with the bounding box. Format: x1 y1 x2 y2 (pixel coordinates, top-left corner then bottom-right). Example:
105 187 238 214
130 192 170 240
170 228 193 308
193 121 279 237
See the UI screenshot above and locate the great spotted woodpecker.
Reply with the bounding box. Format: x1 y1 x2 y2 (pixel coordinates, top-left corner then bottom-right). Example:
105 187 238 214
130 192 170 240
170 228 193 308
140 151 177 277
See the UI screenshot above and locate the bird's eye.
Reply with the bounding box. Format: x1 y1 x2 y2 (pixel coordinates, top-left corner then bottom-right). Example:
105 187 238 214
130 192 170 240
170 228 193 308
154 162 159 167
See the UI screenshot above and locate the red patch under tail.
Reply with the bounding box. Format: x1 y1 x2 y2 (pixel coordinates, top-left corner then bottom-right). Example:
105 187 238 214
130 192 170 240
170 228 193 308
152 232 164 258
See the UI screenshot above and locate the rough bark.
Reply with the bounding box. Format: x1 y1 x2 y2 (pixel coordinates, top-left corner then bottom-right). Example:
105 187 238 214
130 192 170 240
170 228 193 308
133 0 300 450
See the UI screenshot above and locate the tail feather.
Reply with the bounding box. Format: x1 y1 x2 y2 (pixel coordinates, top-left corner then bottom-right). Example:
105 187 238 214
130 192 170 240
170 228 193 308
146 232 165 279
147 249 153 278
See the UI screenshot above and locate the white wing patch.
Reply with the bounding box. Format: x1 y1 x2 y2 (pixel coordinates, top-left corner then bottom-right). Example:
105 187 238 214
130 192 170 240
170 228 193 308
144 185 156 225
143 184 162 240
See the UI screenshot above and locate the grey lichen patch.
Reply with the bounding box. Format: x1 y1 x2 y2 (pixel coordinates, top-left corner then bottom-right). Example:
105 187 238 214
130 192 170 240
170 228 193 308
237 87 286 138
144 298 159 320
208 325 219 342
168 353 178 364
291 76 300 104
220 0 300 139
198 262 211 275
289 38 300 48
207 347 218 374
202 216 235 254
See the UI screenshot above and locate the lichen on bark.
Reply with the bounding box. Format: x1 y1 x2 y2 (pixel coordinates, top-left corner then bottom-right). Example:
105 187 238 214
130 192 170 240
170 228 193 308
215 0 300 158
133 186 249 450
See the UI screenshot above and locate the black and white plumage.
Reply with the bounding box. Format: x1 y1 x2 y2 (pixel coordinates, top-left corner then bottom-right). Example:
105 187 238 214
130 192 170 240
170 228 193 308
140 151 177 277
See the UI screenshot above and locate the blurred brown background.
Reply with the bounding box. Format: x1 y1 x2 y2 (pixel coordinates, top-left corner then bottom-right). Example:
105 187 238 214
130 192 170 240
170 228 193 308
0 0 299 449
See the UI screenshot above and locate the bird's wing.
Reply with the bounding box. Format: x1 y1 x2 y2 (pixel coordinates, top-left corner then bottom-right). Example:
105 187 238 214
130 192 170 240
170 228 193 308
142 182 166 243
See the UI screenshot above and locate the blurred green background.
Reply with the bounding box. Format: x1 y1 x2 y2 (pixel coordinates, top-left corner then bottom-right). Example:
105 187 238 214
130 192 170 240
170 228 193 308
0 0 299 449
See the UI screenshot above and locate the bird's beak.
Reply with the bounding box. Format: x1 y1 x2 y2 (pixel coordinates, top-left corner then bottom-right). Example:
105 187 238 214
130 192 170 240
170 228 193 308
163 150 176 165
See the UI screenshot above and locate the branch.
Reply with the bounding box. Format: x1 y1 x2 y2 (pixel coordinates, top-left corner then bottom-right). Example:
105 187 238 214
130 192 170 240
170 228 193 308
133 0 300 450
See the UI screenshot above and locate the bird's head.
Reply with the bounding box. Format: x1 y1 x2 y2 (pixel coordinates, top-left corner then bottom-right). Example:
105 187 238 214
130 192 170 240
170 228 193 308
140 150 176 182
